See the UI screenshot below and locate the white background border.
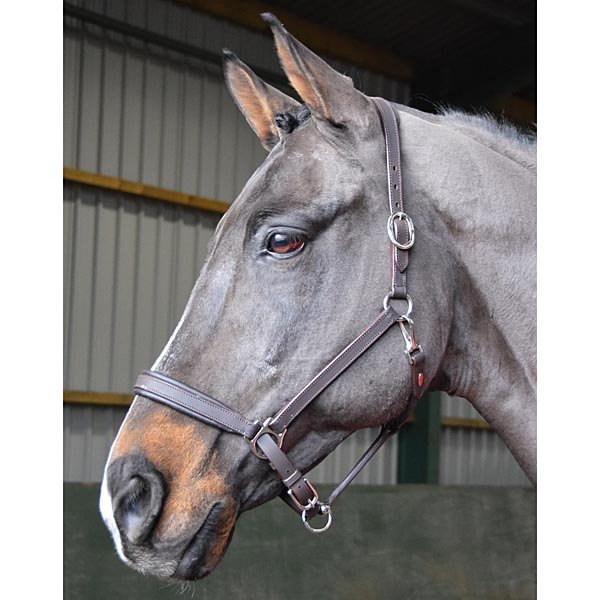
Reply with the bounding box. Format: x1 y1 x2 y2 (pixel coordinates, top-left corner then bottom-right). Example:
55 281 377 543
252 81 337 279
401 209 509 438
2 2 598 597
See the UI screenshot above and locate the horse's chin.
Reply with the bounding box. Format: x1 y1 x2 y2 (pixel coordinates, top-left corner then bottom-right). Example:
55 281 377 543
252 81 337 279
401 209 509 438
170 504 237 580
170 482 281 580
114 500 239 582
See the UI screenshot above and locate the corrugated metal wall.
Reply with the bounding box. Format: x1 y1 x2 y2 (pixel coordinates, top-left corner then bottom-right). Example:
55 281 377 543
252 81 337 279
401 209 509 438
64 185 221 392
63 0 408 484
64 0 409 187
440 394 531 486
63 0 529 487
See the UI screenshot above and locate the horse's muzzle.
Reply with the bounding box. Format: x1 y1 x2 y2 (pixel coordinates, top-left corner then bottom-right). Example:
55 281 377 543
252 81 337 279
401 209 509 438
103 453 237 580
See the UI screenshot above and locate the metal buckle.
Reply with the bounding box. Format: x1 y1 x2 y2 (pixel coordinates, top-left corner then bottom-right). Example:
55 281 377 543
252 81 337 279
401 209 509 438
387 211 415 250
287 478 319 512
302 503 333 534
248 417 287 459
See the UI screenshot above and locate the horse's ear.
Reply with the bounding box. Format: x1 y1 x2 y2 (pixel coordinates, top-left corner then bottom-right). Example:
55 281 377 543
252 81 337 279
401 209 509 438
262 13 371 128
223 50 301 151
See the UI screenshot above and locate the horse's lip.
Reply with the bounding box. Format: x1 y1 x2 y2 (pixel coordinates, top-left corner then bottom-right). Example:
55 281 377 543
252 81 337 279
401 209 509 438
172 503 224 580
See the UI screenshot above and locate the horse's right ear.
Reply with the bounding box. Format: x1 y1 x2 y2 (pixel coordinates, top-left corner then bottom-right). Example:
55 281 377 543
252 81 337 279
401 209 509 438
223 50 301 151
262 13 372 130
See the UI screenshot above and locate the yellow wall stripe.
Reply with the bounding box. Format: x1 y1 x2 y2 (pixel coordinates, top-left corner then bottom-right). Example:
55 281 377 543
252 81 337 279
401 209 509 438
64 390 133 407
63 167 230 215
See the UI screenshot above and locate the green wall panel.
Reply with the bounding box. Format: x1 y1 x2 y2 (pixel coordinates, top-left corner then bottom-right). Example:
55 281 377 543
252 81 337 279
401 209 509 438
65 483 535 599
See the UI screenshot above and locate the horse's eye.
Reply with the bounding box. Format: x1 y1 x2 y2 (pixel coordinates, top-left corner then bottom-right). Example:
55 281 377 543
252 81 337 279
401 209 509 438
266 232 305 257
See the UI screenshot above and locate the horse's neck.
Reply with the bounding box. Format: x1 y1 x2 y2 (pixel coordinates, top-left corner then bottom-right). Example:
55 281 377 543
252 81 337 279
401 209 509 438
442 264 537 482
398 109 537 481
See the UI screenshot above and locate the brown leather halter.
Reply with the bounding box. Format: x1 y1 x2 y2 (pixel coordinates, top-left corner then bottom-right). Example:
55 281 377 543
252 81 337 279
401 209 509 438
133 98 426 533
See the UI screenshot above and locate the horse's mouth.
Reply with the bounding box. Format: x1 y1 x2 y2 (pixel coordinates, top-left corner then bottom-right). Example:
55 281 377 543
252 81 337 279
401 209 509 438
172 503 228 580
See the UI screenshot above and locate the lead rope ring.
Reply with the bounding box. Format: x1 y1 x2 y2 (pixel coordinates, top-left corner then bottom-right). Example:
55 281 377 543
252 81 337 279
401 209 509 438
302 503 333 534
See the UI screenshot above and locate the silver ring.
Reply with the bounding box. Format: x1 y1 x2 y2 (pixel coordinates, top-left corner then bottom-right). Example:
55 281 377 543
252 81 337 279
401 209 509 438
387 212 415 250
301 504 333 534
383 292 413 317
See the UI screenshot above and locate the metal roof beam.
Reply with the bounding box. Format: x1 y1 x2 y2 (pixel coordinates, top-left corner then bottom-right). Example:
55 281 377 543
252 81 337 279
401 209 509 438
444 0 532 28
176 0 412 80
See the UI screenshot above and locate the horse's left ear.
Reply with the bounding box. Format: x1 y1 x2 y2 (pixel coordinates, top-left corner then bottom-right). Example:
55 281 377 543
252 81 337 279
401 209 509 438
262 13 372 129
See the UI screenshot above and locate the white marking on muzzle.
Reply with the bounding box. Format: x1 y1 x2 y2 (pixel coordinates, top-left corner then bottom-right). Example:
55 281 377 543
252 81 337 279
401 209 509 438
100 282 193 566
99 399 141 568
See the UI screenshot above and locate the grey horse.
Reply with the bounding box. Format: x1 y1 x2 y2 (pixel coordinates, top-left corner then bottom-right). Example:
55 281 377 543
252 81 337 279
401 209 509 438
99 13 536 581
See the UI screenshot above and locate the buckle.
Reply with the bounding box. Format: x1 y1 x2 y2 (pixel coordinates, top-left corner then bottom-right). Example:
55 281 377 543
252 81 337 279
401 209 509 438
247 417 286 459
387 211 415 250
289 480 333 533
287 478 319 512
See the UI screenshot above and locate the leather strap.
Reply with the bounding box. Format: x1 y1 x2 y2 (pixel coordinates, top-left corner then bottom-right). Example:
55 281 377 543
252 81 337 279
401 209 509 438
256 434 317 512
134 370 261 439
270 306 400 433
326 416 407 506
276 413 409 517
410 346 426 398
372 97 410 300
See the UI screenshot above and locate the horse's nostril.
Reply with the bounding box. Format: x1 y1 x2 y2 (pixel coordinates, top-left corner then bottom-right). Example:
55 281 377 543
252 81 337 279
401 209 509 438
121 477 150 537
107 455 166 545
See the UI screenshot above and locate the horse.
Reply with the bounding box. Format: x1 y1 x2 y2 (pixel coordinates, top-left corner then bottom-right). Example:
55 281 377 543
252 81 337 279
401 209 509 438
99 13 536 581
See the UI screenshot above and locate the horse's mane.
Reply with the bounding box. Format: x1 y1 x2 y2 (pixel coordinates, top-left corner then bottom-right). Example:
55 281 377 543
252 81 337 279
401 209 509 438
439 108 536 151
394 102 536 171
437 107 537 171
275 101 537 172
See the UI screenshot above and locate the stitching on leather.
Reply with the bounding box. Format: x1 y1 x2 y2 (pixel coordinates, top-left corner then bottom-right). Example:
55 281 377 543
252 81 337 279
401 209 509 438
143 378 245 422
376 98 408 285
275 309 396 426
136 379 250 437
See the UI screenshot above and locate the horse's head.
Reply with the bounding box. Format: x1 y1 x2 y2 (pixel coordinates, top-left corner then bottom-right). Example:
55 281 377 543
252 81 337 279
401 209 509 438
100 14 452 580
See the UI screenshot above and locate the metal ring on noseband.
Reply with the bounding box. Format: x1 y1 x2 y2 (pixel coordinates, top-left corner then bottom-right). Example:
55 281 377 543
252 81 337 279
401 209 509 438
387 211 415 250
383 292 413 317
248 417 287 459
302 504 333 534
